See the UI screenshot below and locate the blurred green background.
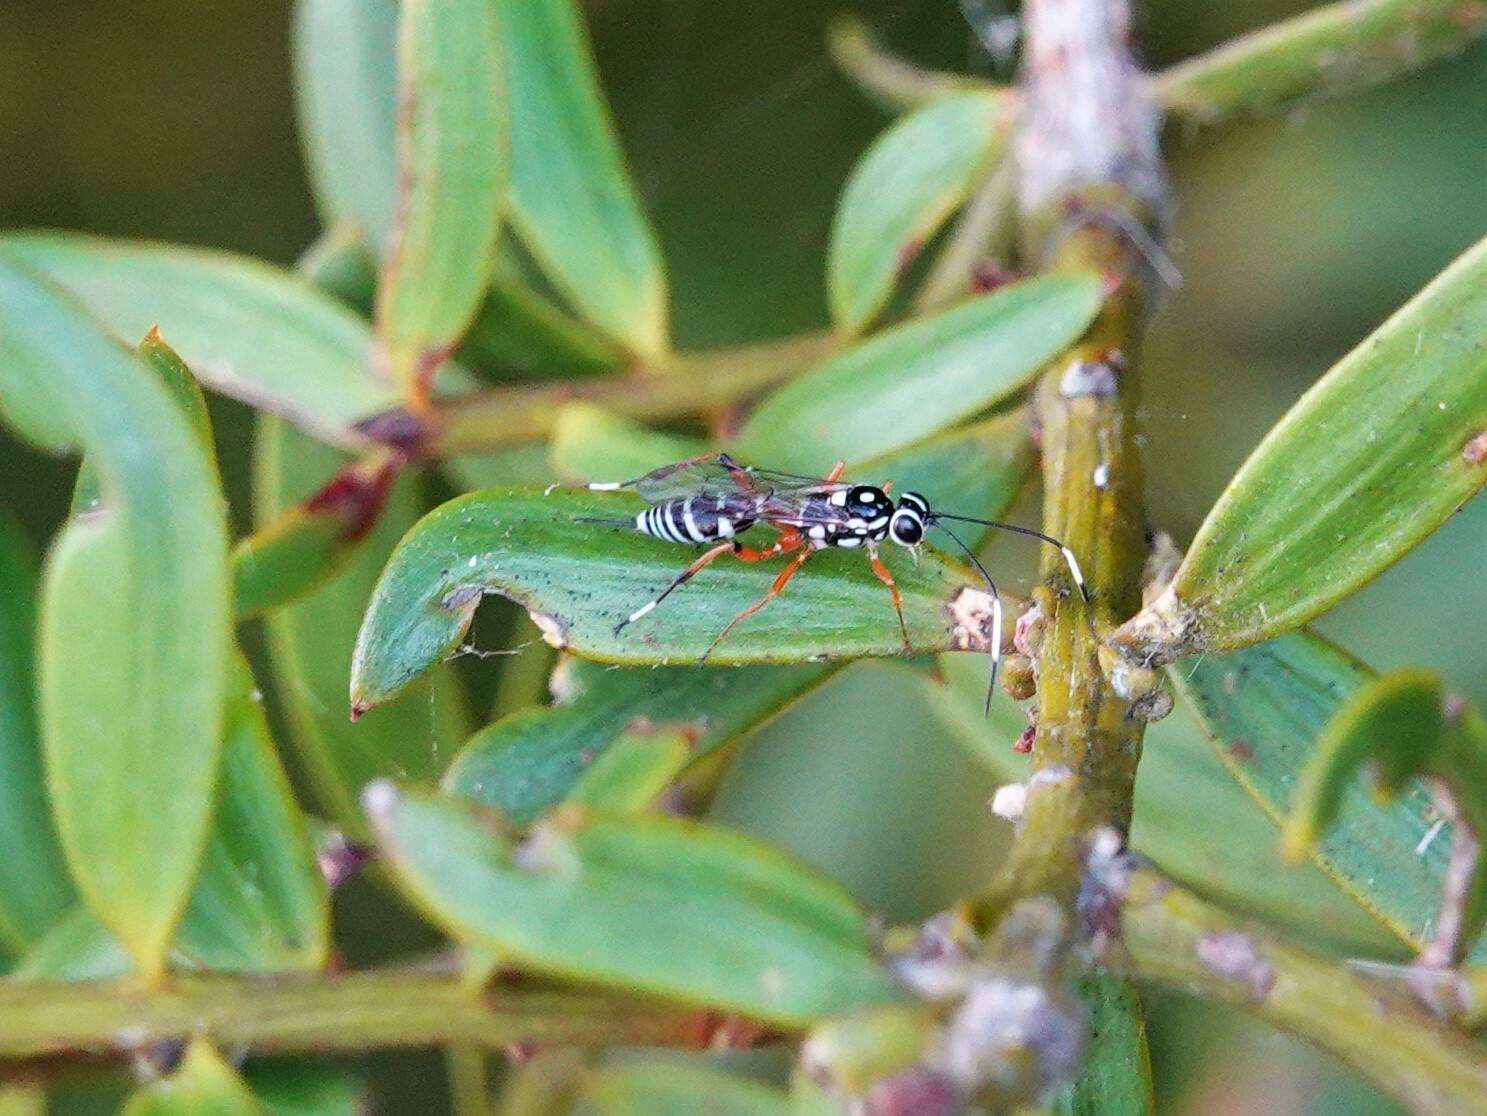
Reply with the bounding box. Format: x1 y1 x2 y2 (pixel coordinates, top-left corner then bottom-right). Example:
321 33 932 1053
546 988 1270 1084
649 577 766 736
2 1 1484 1112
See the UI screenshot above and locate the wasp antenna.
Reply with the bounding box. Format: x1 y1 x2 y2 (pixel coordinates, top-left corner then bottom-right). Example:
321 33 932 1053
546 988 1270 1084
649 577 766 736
933 514 1090 603
934 522 1002 717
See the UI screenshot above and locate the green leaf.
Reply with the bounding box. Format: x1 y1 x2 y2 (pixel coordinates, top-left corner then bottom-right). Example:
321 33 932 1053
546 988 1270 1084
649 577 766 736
0 233 400 446
929 654 1398 951
1281 668 1487 958
502 0 669 356
122 1042 264 1116
446 658 834 825
564 724 695 814
0 262 230 981
827 91 1007 334
376 0 506 398
243 1059 368 1116
292 0 400 251
1121 234 1487 658
256 417 467 837
578 1062 791 1116
1170 633 1485 959
1051 974 1153 1116
351 486 987 709
14 653 329 978
0 515 74 951
233 452 403 619
0 1087 43 1116
367 785 904 1023
737 275 1102 471
461 258 622 381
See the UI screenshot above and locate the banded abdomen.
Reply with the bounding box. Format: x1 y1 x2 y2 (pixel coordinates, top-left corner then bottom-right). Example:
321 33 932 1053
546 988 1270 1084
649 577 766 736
635 495 757 544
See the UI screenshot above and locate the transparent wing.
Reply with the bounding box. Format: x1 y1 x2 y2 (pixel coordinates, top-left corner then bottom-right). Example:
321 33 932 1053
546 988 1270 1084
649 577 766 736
628 454 845 504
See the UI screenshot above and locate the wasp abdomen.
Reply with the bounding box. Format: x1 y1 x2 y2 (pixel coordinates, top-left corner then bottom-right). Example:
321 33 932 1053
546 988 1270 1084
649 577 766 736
635 496 756 544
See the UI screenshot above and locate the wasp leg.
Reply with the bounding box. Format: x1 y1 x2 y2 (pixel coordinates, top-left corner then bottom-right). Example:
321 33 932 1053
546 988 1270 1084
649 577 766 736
868 547 911 653
700 548 811 664
823 460 846 484
732 526 803 563
614 541 735 634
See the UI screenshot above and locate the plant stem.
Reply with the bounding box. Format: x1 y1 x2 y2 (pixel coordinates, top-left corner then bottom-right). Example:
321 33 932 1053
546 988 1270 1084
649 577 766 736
827 15 995 112
1121 867 1487 1112
0 972 708 1061
1156 0 1487 127
979 0 1163 915
426 331 837 456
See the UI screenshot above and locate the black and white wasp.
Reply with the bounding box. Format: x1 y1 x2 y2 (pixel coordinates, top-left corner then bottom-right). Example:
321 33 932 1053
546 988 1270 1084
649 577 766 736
562 452 1088 709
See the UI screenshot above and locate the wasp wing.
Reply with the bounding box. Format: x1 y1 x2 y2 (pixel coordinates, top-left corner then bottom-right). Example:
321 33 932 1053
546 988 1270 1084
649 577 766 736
630 454 844 504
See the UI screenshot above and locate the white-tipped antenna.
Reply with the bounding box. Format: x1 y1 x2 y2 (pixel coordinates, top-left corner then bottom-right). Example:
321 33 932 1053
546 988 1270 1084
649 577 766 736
935 522 1002 716
932 513 1090 604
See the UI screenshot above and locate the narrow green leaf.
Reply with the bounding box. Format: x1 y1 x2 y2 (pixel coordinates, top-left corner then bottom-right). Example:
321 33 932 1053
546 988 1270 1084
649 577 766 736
461 259 623 381
502 0 669 355
121 1042 264 1115
828 91 1007 334
737 275 1102 471
0 234 404 446
0 1087 43 1116
351 487 987 709
446 659 833 825
1050 974 1154 1116
256 417 467 837
292 0 400 250
233 452 403 619
376 0 506 398
243 1059 368 1116
0 262 230 981
1171 633 1486 960
368 786 903 1023
563 725 695 815
0 515 74 951
1123 235 1487 657
930 654 1398 951
579 1062 791 1116
14 653 329 978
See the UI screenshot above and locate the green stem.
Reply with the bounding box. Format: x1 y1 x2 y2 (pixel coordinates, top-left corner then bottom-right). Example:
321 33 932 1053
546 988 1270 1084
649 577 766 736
826 15 996 112
1122 867 1487 1112
429 331 836 456
1156 0 1487 127
0 972 708 1060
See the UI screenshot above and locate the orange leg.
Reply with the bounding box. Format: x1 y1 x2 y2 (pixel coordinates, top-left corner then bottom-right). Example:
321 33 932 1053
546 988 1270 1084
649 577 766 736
869 548 910 652
700 548 811 663
824 461 846 483
732 526 803 562
614 541 734 633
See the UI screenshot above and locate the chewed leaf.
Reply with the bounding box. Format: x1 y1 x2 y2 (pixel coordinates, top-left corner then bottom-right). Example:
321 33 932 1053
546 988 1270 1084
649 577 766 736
376 0 506 398
1280 668 1487 962
503 0 669 356
828 91 1008 334
445 659 834 825
1116 234 1487 661
0 264 230 982
737 274 1101 472
1173 634 1487 961
350 487 995 713
367 784 903 1024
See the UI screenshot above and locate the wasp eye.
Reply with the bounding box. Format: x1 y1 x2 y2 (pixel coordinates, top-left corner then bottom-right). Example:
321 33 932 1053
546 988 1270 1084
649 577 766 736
890 513 923 545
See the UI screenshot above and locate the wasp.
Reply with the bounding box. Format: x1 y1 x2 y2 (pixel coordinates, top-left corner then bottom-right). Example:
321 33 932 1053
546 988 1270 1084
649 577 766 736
565 452 1088 711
